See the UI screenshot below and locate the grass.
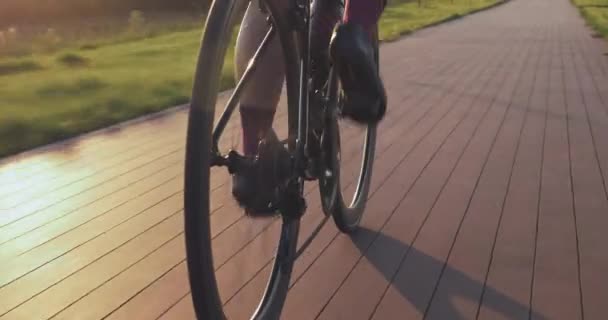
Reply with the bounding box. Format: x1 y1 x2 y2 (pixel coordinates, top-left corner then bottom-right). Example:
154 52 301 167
0 11 205 57
56 52 91 66
572 0 608 39
0 59 43 75
378 0 500 40
0 0 501 158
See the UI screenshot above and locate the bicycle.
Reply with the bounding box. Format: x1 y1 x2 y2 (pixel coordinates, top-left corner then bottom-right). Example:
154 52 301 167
183 0 380 318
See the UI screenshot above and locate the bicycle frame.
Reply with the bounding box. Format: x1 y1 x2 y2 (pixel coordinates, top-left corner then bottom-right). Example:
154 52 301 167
183 0 380 317
209 0 325 178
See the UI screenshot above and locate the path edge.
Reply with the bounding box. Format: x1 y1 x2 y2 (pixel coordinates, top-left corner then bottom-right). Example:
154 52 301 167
0 0 511 165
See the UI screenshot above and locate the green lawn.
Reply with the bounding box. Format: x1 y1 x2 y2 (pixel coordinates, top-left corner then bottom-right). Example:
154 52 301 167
0 0 500 158
572 0 608 39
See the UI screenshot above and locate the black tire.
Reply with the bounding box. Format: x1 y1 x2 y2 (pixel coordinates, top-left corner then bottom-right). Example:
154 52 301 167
183 0 302 319
319 26 379 233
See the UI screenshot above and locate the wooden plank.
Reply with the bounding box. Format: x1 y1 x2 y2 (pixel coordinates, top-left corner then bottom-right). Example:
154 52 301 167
0 196 183 317
0 108 245 205
0 213 184 319
279 32 511 320
424 26 544 320
0 168 182 260
573 36 608 201
0 110 188 184
0 151 184 244
157 294 196 320
477 25 552 320
530 23 582 320
313 27 529 320
368 29 529 320
0 148 183 228
565 37 608 320
51 234 186 320
105 261 190 320
0 132 181 200
163 28 498 319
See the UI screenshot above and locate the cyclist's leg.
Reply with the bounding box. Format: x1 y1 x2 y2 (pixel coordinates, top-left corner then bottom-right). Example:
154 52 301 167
233 0 293 215
343 0 385 36
331 0 387 124
232 0 343 214
235 0 342 155
235 1 286 156
301 0 388 124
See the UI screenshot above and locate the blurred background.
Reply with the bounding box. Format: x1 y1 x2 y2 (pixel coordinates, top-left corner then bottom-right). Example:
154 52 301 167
3 0 602 159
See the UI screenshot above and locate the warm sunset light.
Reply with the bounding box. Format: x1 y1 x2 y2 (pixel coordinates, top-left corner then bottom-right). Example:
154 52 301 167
0 0 607 319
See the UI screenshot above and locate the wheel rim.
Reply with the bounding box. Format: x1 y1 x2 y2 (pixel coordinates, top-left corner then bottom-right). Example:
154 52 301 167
184 0 305 319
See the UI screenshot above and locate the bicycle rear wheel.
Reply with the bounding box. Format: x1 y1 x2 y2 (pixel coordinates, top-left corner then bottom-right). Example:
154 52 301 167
184 0 303 319
319 26 380 233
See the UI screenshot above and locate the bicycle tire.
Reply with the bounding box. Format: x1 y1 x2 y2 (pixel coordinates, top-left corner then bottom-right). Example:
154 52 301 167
319 26 380 233
183 0 303 319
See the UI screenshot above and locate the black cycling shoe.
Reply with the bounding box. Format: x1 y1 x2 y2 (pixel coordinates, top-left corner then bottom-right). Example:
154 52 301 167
231 130 291 217
329 22 387 124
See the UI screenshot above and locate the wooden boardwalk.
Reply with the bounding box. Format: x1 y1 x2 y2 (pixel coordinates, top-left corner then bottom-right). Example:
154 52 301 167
1 0 608 318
